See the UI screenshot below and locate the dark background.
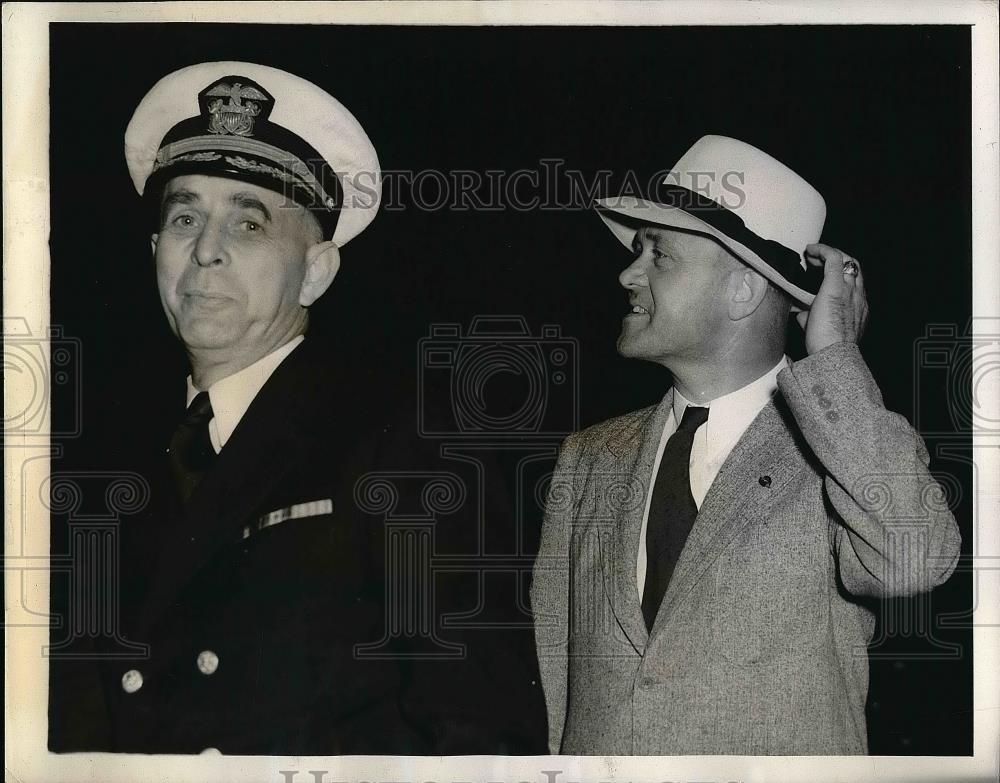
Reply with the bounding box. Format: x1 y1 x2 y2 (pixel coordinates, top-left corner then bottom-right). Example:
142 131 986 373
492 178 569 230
49 23 972 754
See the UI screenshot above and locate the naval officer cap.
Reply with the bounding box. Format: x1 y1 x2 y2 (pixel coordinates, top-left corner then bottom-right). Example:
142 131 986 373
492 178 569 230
125 61 380 246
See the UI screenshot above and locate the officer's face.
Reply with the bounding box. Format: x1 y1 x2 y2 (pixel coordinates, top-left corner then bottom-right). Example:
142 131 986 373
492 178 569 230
152 175 321 360
617 226 736 366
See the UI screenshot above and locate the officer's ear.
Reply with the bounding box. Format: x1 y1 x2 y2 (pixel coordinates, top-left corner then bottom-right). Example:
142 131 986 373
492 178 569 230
299 241 341 307
727 266 769 321
150 234 159 256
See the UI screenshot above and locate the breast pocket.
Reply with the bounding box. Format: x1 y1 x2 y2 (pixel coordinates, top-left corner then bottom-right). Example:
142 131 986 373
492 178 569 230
710 507 831 664
230 502 380 713
238 498 370 603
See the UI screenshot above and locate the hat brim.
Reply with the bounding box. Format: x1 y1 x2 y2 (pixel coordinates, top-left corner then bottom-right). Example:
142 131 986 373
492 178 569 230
594 197 815 311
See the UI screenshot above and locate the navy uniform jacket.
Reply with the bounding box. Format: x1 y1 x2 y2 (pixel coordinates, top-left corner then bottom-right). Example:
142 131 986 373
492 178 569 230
49 337 547 754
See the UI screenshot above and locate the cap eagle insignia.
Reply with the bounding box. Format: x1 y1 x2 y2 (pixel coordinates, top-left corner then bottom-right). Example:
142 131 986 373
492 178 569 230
205 82 270 137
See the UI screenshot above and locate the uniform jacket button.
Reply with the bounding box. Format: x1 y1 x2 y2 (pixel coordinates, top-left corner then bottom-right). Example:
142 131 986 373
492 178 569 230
121 669 143 693
197 649 220 675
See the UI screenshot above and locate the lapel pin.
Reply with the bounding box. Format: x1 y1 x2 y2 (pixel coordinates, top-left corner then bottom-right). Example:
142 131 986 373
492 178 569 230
759 475 772 488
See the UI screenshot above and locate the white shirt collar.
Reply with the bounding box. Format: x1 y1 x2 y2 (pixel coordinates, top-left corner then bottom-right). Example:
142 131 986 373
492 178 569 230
185 335 304 452
671 355 788 466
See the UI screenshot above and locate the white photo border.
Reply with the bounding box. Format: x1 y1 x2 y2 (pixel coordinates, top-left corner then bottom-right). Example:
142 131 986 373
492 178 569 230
4 2 998 782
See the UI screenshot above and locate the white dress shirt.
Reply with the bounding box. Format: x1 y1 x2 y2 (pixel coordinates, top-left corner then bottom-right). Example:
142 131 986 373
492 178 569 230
636 356 789 601
184 335 304 454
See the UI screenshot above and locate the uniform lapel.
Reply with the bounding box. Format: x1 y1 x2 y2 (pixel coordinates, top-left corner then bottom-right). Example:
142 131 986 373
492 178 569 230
650 396 804 636
598 391 674 655
139 343 325 631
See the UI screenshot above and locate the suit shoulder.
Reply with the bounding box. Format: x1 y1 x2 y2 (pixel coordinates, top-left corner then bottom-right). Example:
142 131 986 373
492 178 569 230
562 402 660 454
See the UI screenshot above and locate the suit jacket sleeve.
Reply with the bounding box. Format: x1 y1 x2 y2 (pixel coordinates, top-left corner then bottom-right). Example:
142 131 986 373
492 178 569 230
531 432 583 754
778 341 961 598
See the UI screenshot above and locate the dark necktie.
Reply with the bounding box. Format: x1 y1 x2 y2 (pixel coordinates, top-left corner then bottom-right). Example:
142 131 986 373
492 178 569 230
167 391 216 505
641 404 709 632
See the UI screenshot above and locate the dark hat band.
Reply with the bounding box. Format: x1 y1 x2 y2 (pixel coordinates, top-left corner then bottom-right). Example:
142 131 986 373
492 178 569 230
146 140 343 239
145 154 342 239
155 135 337 206
652 183 822 296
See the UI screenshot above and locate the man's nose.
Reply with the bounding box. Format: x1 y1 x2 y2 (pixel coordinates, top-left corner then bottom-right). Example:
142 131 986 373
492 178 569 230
618 254 648 289
191 223 227 267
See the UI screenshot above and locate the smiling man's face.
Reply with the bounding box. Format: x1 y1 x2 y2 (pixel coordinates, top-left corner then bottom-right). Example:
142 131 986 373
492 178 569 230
616 225 737 367
153 174 322 365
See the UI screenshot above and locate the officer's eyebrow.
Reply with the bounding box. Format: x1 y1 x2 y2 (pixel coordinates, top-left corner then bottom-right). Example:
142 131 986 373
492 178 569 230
161 189 199 211
159 189 200 227
230 193 272 223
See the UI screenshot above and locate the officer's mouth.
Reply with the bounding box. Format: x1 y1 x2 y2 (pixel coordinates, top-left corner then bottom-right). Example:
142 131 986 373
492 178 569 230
183 291 236 309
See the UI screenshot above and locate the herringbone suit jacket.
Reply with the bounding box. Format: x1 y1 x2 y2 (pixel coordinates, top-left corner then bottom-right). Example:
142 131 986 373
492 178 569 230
531 343 961 755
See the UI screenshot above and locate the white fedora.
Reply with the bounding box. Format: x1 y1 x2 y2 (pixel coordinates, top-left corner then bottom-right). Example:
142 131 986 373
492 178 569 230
595 135 826 309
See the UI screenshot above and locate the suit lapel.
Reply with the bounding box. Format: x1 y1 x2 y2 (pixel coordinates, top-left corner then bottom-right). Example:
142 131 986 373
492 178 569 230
598 391 674 655
650 396 805 636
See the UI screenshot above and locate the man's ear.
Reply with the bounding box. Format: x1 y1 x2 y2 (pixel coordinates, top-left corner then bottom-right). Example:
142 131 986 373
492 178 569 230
727 267 769 321
299 241 341 307
150 234 159 256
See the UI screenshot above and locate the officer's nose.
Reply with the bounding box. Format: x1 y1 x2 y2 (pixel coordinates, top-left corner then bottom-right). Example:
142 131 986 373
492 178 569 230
618 253 648 290
192 222 226 267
